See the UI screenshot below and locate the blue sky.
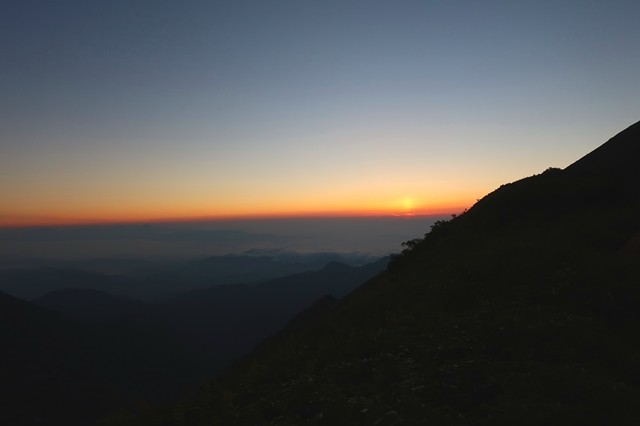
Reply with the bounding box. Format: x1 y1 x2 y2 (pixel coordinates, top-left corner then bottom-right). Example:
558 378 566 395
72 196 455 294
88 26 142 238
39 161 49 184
2 0 639 226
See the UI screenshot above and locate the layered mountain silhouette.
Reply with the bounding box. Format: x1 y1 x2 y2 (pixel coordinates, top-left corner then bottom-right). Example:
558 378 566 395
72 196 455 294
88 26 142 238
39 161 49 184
4 121 639 425
104 121 640 425
0 289 198 426
33 288 139 322
1 258 387 425
0 252 371 300
0 267 120 300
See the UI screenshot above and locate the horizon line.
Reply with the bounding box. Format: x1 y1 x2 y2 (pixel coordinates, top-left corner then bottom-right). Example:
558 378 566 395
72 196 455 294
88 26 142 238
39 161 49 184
0 208 468 230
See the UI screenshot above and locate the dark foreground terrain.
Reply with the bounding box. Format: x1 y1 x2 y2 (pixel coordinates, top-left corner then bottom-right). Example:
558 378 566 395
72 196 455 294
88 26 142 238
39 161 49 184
0 258 387 425
3 121 640 425
100 121 640 425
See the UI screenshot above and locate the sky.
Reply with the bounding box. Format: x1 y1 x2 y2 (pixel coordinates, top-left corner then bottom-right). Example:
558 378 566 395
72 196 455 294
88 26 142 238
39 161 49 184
2 0 640 227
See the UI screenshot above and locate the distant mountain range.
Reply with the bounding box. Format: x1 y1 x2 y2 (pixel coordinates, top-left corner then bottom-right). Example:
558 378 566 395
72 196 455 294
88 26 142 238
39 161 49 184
0 256 387 425
0 252 379 300
33 258 389 374
0 289 197 426
116 120 640 425
4 121 640 425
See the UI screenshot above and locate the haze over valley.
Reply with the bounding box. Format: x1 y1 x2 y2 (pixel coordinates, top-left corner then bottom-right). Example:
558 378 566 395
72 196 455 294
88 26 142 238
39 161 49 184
2 0 639 424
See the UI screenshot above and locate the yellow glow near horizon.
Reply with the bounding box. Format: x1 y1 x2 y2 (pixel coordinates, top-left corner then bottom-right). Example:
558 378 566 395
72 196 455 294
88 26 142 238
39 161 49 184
0 152 488 228
0 192 473 228
402 197 414 212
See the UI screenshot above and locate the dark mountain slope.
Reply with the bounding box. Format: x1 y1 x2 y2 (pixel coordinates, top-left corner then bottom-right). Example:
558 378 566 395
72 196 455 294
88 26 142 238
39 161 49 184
0 290 125 425
0 289 204 426
565 120 640 200
0 267 120 300
133 122 640 425
33 288 138 322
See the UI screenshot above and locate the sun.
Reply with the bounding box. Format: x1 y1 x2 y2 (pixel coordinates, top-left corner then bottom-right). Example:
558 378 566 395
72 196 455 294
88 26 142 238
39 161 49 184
390 197 416 216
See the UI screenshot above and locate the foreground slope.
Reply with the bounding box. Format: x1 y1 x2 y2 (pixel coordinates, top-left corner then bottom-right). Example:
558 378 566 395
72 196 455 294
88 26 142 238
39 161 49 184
104 121 640 425
0 288 204 426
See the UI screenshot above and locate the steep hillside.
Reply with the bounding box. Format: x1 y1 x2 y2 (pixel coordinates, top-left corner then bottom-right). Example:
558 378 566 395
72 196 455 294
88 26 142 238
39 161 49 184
0 289 204 426
564 120 640 201
115 121 640 425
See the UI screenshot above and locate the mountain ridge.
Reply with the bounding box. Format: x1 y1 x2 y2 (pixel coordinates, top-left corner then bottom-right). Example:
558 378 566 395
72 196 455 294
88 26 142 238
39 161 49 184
125 120 640 425
565 120 640 188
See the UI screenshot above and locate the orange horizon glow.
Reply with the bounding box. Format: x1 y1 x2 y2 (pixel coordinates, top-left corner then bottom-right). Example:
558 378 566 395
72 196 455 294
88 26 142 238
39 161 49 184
0 202 471 229
2 177 481 228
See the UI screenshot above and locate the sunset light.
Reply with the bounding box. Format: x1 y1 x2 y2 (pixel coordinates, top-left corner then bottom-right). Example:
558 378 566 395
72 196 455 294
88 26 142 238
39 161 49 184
2 2 639 424
1 1 638 230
